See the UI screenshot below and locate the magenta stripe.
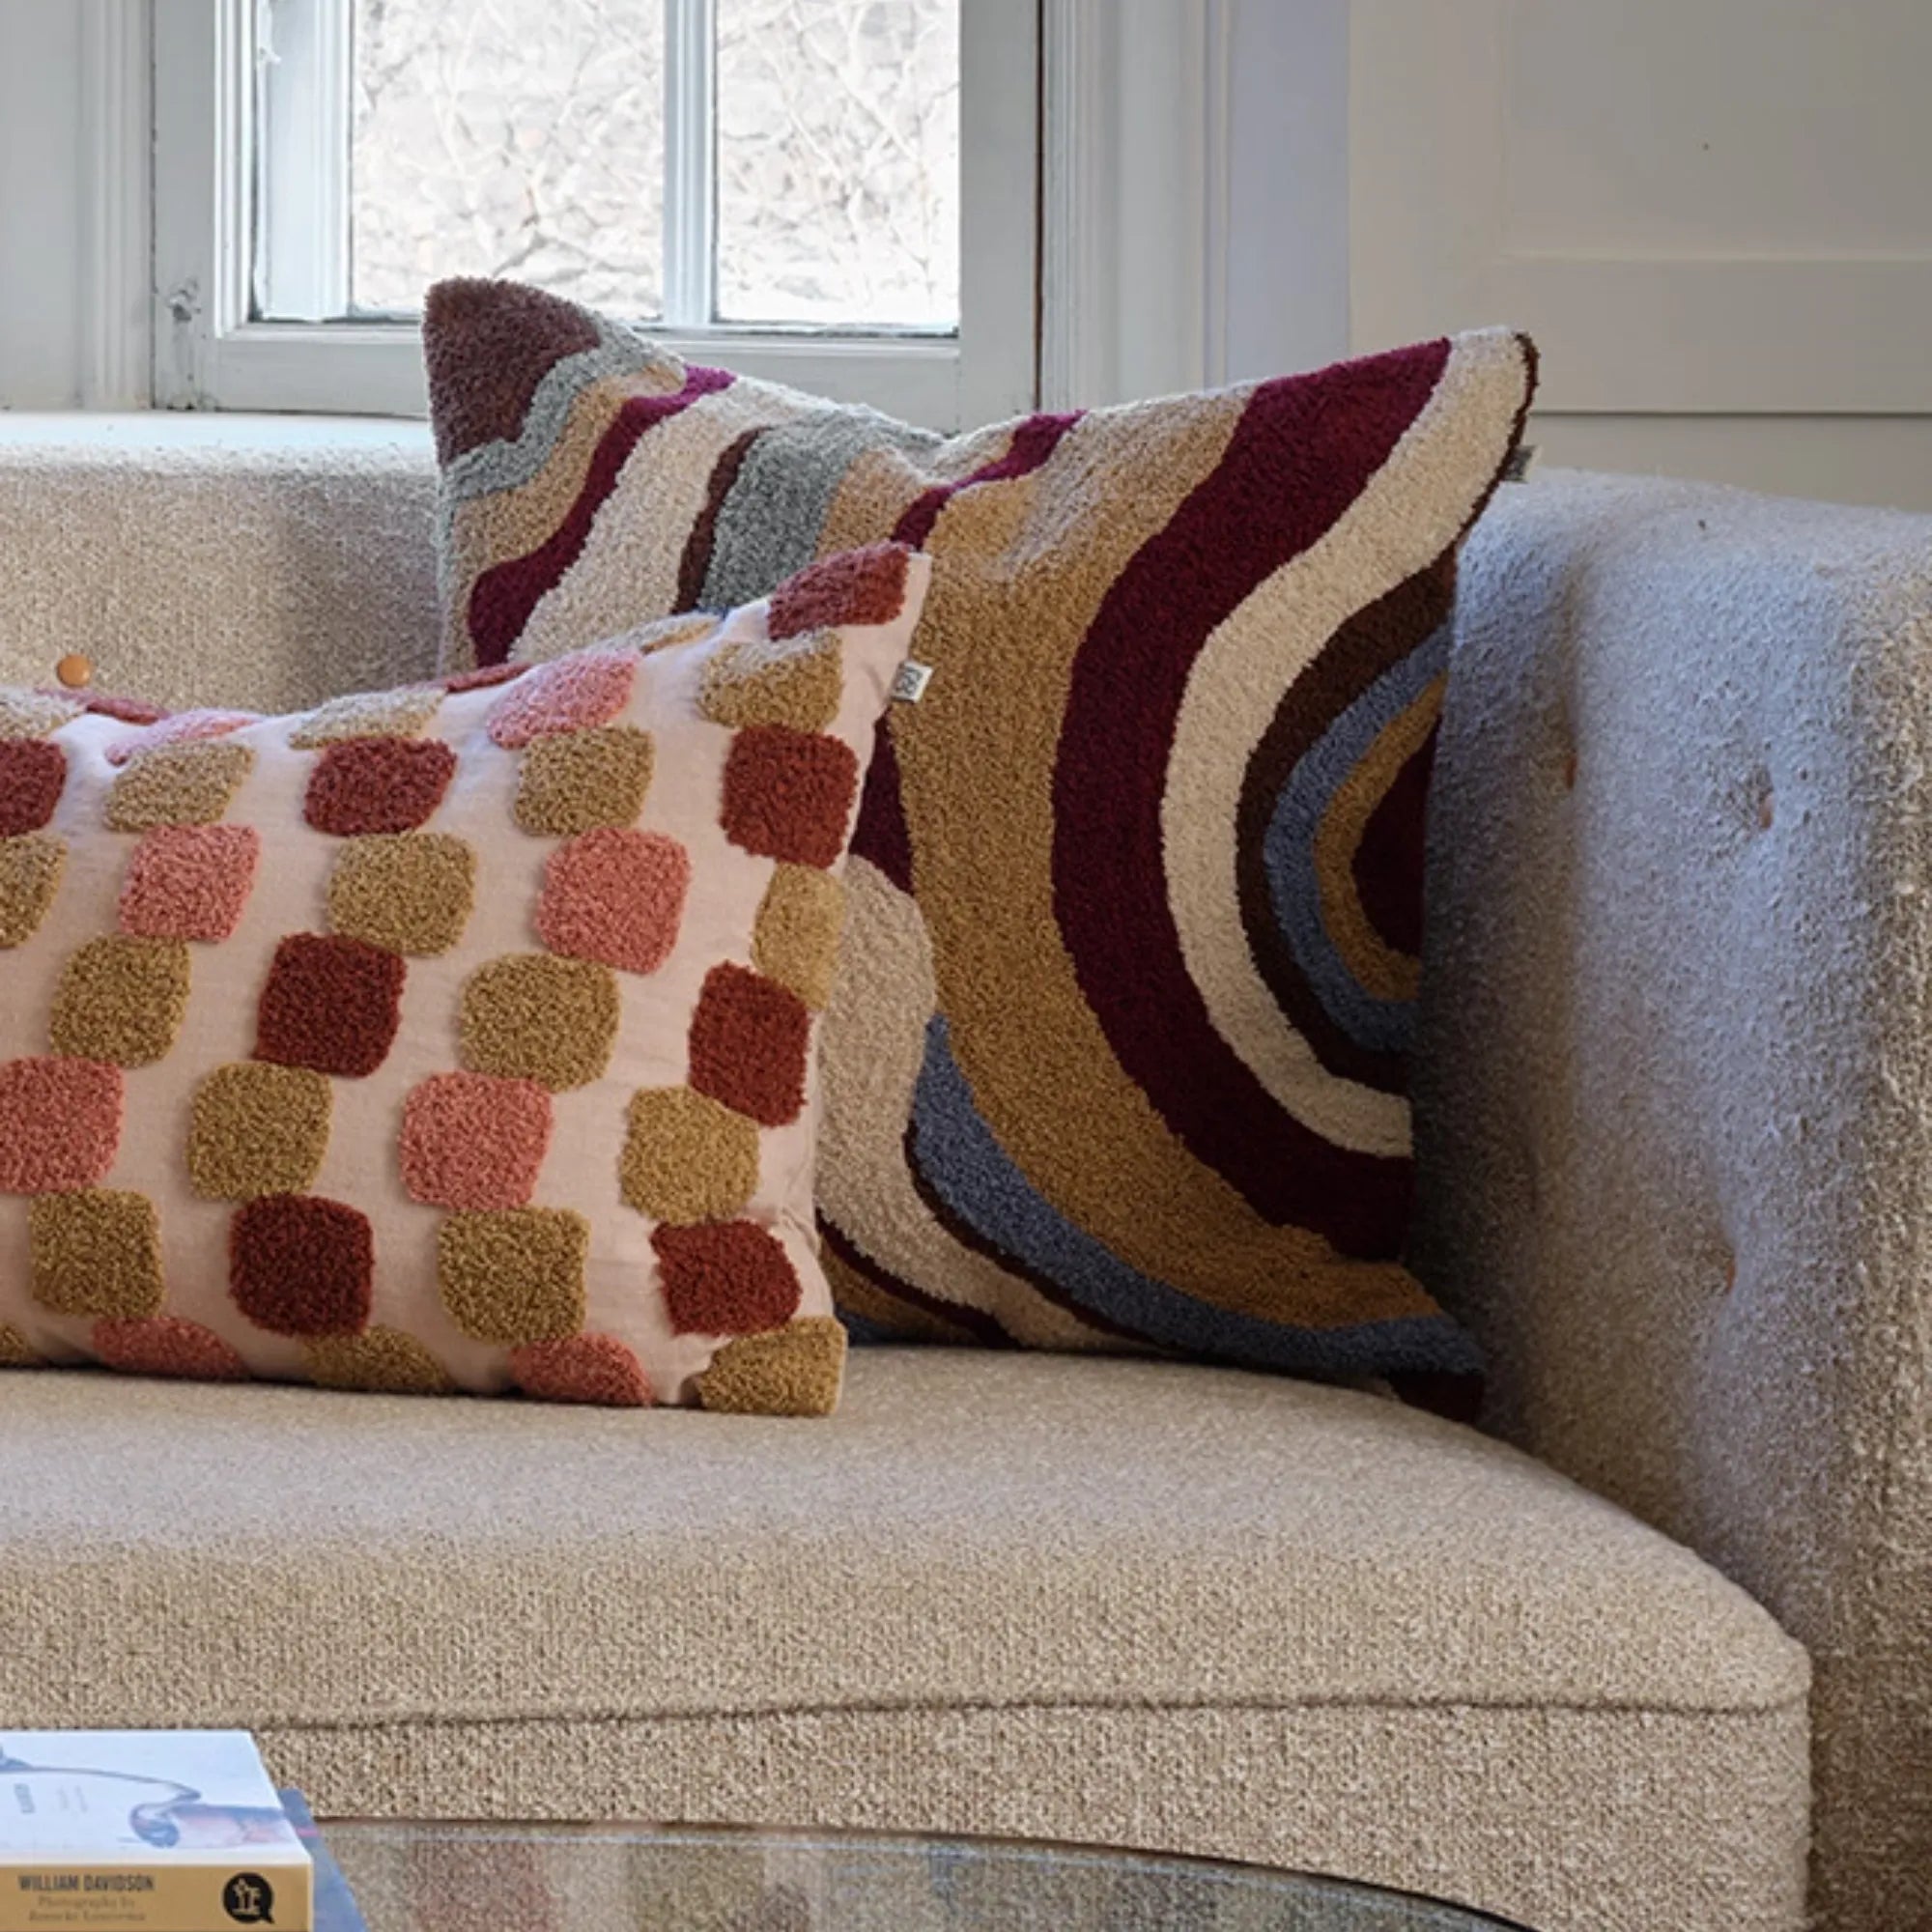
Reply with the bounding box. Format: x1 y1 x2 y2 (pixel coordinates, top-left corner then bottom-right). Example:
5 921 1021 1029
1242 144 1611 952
1048 339 1450 1256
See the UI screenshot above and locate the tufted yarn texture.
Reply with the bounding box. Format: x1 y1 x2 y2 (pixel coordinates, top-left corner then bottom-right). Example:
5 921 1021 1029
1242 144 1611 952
0 551 929 1411
0 1351 1809 1930
1418 468 1932 1932
424 278 1538 1380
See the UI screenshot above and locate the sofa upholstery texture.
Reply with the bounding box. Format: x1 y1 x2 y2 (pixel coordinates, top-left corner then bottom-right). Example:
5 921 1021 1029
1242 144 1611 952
0 1352 1805 1932
1 417 1926 1930
1418 470 1932 1932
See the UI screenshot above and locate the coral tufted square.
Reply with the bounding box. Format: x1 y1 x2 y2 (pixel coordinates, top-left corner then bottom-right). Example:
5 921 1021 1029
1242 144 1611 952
0 548 929 1412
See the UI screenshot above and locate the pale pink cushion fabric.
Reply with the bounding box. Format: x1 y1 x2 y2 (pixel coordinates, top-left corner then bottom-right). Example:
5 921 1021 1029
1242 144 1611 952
0 545 928 1414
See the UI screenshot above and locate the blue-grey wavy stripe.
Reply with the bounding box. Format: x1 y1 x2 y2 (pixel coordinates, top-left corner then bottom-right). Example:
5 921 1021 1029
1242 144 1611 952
1262 617 1452 1056
908 1015 1483 1378
439 319 674 511
834 1310 902 1346
698 408 943 611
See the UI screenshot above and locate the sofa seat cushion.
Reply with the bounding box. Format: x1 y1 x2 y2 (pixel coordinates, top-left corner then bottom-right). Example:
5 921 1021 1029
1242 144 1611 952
0 1350 1808 1928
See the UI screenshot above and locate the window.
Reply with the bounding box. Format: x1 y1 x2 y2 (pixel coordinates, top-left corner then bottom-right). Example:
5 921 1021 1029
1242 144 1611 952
153 0 1037 427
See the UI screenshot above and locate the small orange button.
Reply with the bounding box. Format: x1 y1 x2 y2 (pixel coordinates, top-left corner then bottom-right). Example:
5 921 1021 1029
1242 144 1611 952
54 655 92 690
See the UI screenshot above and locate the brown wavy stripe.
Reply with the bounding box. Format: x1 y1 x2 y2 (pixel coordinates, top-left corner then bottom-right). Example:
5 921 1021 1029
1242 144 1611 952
423 278 600 465
1235 558 1455 1093
1045 348 1447 1248
819 1215 1009 1346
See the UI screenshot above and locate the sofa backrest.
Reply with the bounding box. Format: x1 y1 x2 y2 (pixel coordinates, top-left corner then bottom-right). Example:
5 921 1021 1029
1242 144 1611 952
0 416 441 713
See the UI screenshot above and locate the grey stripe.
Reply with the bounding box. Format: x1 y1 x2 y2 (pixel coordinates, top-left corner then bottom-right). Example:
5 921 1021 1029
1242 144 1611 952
440 318 675 511
698 407 941 610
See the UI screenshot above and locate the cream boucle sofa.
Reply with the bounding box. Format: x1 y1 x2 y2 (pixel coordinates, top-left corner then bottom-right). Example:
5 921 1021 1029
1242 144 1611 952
2 417 1928 1932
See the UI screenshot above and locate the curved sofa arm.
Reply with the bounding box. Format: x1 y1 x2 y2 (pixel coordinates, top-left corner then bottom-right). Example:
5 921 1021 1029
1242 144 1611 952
1414 468 1932 1931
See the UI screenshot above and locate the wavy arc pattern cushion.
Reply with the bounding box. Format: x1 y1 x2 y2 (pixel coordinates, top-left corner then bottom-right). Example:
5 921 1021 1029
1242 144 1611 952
0 548 929 1413
426 278 1537 1380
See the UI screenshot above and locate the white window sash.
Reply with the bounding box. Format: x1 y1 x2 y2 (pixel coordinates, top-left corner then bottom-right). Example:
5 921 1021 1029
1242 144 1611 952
151 0 1039 428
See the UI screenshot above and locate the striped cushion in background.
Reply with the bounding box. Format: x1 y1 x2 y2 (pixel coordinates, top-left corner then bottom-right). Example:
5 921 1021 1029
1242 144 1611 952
426 278 1537 1381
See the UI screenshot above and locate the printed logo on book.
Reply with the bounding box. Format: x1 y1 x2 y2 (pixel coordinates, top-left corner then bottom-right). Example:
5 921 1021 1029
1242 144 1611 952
224 1869 275 1923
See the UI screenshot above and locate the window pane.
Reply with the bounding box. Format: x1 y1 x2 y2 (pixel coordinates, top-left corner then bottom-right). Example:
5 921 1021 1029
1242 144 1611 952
349 0 665 317
715 0 959 328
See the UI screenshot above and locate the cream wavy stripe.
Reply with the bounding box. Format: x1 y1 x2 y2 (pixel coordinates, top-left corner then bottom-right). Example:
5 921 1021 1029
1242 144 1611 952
820 859 1122 1350
511 385 816 663
439 367 679 664
1160 327 1533 1158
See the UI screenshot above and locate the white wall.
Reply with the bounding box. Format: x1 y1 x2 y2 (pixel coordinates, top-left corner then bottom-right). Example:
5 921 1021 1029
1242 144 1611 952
1213 0 1932 512
0 3 86 408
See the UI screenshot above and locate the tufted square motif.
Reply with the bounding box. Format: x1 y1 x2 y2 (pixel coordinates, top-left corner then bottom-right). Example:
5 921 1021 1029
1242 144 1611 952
0 837 65 950
304 737 457 836
327 833 477 956
29 1190 164 1321
119 825 260 942
424 277 1536 1382
515 725 654 836
0 1059 122 1194
720 727 860 869
688 963 810 1128
105 742 253 832
401 1072 553 1210
0 741 67 838
0 547 926 1411
230 1194 375 1337
534 828 689 975
186 1063 332 1201
255 933 406 1078
49 937 191 1067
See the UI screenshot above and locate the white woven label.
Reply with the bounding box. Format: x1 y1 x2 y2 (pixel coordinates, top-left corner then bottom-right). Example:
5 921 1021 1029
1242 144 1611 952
892 661 933 703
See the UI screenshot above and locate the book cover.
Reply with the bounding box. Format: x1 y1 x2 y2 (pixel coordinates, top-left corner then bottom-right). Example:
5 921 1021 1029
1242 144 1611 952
0 1732 311 1931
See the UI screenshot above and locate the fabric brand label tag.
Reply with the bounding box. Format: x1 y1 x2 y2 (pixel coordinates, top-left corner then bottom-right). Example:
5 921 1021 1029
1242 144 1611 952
892 661 933 704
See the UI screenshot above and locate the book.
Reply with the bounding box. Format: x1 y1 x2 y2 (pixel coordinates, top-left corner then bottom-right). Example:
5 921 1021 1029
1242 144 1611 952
0 1732 312 1931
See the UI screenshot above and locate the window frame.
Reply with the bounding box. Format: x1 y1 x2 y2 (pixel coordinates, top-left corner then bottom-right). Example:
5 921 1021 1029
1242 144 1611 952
151 0 1037 429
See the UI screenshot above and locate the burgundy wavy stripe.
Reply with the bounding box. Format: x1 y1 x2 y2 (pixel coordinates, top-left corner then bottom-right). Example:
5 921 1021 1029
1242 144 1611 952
467 365 735 665
675 425 763 611
891 412 1083 548
1049 338 1451 1257
817 1212 1012 1347
851 717 915 892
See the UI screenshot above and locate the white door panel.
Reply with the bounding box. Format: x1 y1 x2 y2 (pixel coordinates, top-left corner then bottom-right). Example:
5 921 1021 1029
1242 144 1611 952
1350 0 1932 412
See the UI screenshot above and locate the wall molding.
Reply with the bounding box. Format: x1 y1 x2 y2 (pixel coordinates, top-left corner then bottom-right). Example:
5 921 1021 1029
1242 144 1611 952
1202 0 1233 388
1038 0 1227 411
77 0 153 409
1037 0 1112 410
